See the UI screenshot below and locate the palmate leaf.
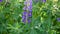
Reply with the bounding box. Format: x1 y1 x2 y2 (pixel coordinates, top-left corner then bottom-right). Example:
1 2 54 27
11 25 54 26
6 23 24 34
30 29 37 34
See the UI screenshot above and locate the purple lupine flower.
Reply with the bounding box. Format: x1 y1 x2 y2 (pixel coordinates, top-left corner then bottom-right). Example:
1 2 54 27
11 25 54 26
28 12 32 17
29 10 32 12
28 19 31 23
23 11 27 15
22 0 32 23
42 0 46 2
23 6 27 10
22 11 27 23
27 0 32 17
22 18 26 23
24 1 27 5
57 18 60 22
27 5 32 11
0 0 2 2
22 15 26 19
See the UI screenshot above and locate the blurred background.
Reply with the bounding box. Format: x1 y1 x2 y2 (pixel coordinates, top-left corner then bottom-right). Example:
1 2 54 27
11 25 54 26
0 0 60 34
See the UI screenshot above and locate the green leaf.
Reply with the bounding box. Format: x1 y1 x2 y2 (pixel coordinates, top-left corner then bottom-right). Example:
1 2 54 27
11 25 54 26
30 29 37 34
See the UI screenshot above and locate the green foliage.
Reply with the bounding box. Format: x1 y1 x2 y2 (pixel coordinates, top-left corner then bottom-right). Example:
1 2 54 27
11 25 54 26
0 0 60 34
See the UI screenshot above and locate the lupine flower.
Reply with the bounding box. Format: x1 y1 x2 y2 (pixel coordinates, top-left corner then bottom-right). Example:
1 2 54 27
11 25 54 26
27 5 32 11
22 0 32 23
24 1 27 5
23 6 27 10
28 12 32 17
42 0 46 2
22 15 26 19
57 18 60 22
27 19 31 23
22 18 26 23
23 11 27 15
22 11 27 23
29 10 32 12
0 0 2 2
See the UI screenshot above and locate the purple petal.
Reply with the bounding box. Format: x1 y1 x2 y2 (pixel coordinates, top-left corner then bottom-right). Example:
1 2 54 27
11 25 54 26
23 6 27 10
23 11 27 15
27 6 32 10
24 1 27 5
22 0 32 23
22 16 26 19
42 0 46 2
0 0 2 2
29 10 32 12
57 18 60 22
22 19 26 23
28 12 32 17
28 19 31 23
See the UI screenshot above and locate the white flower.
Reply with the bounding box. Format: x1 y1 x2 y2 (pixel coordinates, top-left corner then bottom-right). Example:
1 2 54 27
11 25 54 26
35 26 39 29
53 4 58 10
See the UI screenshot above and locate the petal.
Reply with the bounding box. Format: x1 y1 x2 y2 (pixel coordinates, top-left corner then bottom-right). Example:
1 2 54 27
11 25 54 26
42 0 46 2
28 19 31 23
24 1 27 5
28 12 32 17
22 19 26 23
57 18 60 22
23 6 27 10
23 11 27 15
0 0 2 2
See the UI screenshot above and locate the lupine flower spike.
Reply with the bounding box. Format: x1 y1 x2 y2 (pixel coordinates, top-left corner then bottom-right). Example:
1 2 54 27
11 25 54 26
22 0 32 23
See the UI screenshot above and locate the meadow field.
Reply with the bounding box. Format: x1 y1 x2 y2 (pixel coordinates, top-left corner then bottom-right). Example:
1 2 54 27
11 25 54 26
0 0 60 34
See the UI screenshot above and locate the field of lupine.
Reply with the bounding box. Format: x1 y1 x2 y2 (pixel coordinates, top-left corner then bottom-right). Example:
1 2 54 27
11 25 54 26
0 0 60 34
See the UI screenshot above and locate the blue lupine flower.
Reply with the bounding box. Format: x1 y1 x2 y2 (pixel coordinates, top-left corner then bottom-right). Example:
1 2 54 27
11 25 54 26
0 0 2 2
22 11 27 23
28 12 32 17
22 15 26 19
23 6 27 10
24 1 27 5
29 10 32 12
57 18 60 22
22 0 32 23
22 18 26 23
42 0 46 2
28 19 31 23
23 11 27 15
27 5 32 11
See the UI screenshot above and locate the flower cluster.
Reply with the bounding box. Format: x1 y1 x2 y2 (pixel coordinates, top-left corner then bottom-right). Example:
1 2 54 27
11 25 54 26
42 0 46 2
22 0 32 23
0 0 2 2
57 18 60 22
